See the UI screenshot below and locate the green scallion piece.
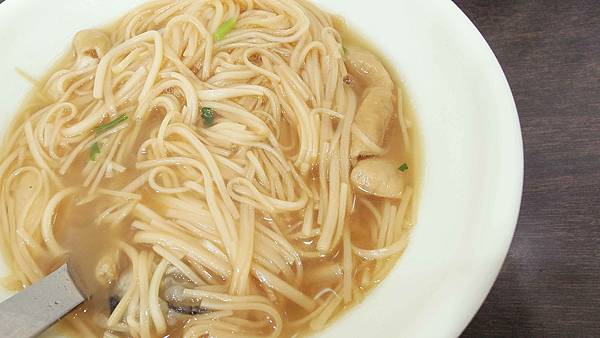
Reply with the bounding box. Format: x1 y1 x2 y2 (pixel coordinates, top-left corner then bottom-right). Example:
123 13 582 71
201 107 214 127
90 142 101 161
398 163 409 172
214 18 237 41
342 46 348 55
95 114 128 134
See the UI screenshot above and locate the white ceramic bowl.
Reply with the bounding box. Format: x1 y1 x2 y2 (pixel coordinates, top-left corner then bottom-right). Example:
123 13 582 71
0 0 523 337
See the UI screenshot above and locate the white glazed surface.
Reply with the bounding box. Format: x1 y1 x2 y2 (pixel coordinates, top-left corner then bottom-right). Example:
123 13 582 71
0 0 523 337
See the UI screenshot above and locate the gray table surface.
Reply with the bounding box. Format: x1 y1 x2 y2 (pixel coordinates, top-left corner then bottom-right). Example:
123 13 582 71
1 0 598 337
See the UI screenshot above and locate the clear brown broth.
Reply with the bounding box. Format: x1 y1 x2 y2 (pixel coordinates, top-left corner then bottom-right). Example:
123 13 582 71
5 15 421 338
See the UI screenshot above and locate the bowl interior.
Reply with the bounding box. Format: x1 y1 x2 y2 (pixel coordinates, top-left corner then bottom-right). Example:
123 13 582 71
0 0 523 337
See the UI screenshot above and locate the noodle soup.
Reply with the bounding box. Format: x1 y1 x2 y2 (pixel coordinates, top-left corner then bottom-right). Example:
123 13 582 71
0 0 418 337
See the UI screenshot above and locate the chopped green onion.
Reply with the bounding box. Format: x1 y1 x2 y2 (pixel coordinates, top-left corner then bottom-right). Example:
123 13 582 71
342 46 348 55
214 18 237 41
95 114 128 134
398 163 409 172
90 142 101 161
201 107 214 127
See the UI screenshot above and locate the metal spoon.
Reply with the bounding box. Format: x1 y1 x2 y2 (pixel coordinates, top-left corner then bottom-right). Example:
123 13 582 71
0 263 87 338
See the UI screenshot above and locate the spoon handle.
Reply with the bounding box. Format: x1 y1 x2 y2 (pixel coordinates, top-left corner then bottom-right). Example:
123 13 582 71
0 263 86 338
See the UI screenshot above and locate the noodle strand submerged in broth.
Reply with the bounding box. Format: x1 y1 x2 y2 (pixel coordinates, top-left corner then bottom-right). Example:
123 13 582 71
0 0 418 337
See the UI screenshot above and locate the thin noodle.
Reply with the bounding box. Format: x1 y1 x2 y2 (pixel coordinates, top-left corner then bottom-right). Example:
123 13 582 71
0 1 416 337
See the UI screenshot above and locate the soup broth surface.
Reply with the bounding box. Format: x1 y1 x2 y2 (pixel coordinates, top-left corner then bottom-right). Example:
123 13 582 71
0 1 419 337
